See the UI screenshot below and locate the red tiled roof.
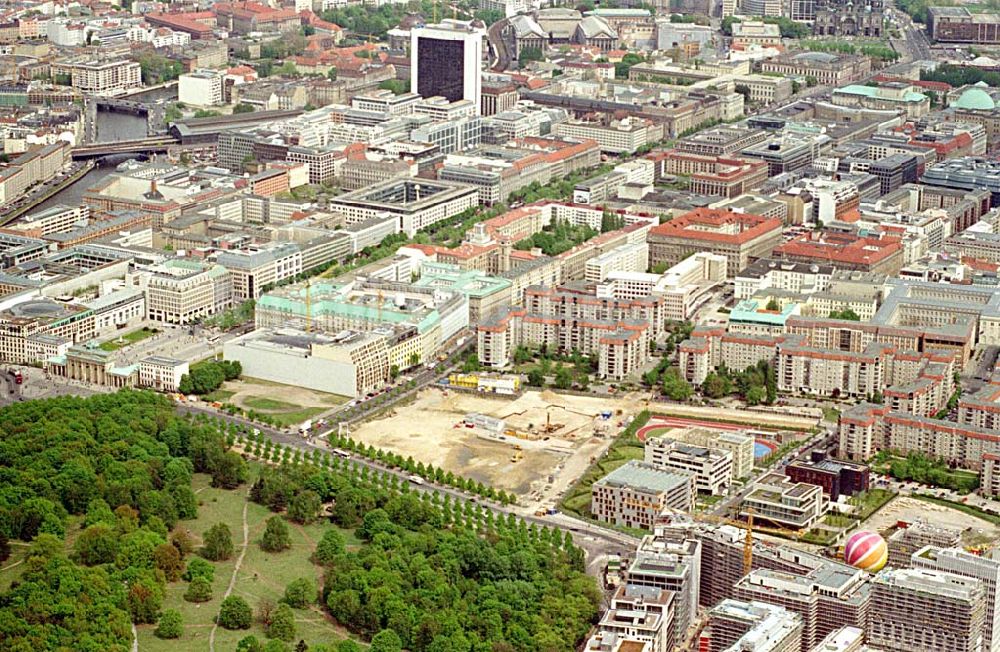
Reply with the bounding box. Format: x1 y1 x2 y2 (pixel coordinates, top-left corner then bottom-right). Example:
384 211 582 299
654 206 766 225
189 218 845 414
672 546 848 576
649 207 781 245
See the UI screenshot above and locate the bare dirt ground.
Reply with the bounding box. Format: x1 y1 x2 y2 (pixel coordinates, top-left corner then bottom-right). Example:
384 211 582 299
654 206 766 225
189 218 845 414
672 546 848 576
349 388 650 499
856 495 1000 542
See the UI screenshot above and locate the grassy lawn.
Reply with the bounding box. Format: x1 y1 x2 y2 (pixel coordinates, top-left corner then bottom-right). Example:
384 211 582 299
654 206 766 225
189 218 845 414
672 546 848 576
265 407 328 428
136 469 360 651
850 489 896 521
824 514 855 528
99 327 159 351
800 528 838 546
243 396 301 411
822 407 841 423
203 389 236 402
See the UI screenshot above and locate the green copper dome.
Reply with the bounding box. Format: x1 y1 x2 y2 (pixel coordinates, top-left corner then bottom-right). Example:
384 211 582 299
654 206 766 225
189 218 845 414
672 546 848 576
954 87 996 111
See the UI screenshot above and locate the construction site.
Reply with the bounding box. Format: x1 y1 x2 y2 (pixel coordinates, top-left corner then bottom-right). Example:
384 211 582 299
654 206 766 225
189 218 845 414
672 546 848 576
348 387 650 499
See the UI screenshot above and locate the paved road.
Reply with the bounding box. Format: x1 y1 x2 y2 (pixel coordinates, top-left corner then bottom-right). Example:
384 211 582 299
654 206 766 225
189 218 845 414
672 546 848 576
0 369 21 406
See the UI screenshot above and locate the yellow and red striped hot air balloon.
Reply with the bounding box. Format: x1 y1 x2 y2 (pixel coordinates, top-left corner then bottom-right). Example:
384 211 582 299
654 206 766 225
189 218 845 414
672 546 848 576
844 530 888 572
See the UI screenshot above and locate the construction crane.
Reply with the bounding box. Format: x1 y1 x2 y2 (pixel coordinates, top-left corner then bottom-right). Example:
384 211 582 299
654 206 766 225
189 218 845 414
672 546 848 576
693 509 755 576
743 508 755 576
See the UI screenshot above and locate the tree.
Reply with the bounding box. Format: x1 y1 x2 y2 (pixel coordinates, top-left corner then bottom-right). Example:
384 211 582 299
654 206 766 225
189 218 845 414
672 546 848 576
701 372 732 399
127 575 164 624
614 52 644 79
370 629 403 652
263 641 291 652
337 641 362 652
155 610 183 639
184 576 213 603
154 542 185 581
662 368 693 401
765 298 780 311
746 385 767 406
234 103 256 114
183 556 215 582
721 15 742 35
238 636 264 652
313 529 345 566
518 46 544 65
527 369 545 387
829 308 861 321
267 603 297 641
283 578 316 608
202 523 234 561
734 84 752 104
378 79 410 95
287 490 322 524
219 596 253 630
171 528 195 556
554 365 574 389
261 516 291 552
73 524 119 565
0 532 8 563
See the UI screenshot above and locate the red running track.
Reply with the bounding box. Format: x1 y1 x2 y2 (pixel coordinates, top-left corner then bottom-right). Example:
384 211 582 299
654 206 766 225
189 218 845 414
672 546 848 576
636 416 746 442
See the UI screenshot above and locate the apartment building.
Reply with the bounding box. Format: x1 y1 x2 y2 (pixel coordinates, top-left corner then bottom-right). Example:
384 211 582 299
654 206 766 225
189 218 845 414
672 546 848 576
702 600 803 652
131 260 234 325
740 472 827 530
912 546 1000 652
625 538 701 640
592 460 695 529
178 70 224 106
585 242 650 283
734 565 871 651
837 402 1000 471
477 284 664 380
647 208 783 277
68 60 142 96
644 436 734 495
869 568 986 652
593 584 676 652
